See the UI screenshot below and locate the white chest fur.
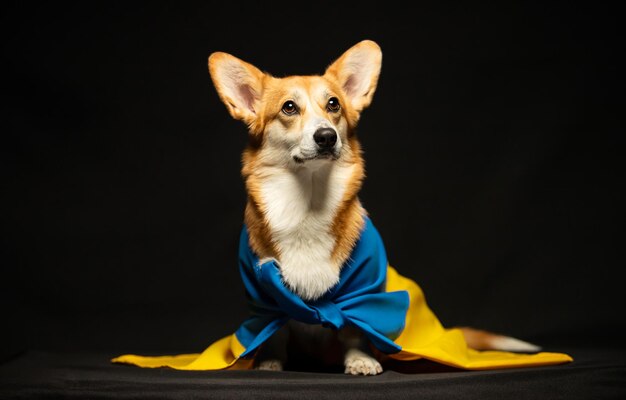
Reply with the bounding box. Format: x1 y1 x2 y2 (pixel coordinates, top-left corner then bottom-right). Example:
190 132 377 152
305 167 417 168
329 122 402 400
259 161 354 300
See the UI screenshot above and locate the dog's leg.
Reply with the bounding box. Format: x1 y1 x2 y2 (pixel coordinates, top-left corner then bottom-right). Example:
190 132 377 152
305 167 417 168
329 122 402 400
255 324 289 371
339 327 383 375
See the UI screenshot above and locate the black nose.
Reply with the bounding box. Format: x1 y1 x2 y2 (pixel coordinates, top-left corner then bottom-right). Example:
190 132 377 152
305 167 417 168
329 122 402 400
313 128 337 149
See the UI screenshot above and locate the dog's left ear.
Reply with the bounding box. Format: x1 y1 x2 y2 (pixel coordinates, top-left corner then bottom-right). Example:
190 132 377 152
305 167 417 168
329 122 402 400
324 40 382 113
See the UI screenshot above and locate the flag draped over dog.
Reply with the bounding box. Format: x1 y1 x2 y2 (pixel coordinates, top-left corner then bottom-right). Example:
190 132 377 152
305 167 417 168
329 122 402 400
112 218 572 370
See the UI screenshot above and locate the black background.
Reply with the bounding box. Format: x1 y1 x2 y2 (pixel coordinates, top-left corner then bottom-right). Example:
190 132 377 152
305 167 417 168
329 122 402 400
1 2 623 360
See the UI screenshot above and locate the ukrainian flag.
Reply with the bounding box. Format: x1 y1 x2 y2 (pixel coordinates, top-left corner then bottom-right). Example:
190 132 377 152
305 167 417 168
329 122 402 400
113 219 572 371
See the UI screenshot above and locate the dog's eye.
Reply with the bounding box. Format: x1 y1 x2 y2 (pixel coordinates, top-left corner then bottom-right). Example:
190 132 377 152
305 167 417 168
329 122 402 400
327 97 341 113
281 101 298 115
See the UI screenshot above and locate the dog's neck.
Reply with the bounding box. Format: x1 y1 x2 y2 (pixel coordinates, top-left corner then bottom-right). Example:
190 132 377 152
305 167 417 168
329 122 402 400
243 147 365 300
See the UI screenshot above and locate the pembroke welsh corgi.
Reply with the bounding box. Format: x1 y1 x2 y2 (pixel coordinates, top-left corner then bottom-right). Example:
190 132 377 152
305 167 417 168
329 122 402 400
208 40 539 375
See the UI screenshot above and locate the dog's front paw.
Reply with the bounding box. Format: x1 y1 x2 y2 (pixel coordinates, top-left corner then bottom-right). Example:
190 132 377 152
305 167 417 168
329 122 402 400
256 359 284 371
344 349 383 376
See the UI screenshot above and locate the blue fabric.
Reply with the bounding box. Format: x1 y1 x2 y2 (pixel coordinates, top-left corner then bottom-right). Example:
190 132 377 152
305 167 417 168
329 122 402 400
234 218 410 358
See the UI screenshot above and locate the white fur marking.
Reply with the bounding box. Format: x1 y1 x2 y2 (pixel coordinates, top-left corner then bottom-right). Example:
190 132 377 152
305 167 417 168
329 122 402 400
491 336 541 353
259 163 354 300
257 359 284 371
344 348 383 375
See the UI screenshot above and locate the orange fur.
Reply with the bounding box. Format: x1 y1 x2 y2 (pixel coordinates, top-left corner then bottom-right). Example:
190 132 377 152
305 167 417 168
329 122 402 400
209 40 382 284
330 137 366 264
459 327 500 351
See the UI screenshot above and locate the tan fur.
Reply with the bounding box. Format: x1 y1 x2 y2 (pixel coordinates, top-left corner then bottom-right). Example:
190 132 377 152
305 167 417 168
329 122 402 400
330 137 366 264
459 327 499 351
241 146 278 258
209 41 381 273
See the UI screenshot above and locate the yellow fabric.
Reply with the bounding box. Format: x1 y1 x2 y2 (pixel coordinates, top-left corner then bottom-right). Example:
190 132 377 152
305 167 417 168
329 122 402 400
112 333 253 370
385 266 573 369
112 266 572 371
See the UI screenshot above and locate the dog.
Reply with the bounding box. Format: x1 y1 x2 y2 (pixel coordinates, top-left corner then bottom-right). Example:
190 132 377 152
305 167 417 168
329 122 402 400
207 40 540 375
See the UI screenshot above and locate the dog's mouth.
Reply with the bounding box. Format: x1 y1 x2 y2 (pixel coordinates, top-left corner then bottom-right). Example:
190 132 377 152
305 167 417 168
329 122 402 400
293 151 338 164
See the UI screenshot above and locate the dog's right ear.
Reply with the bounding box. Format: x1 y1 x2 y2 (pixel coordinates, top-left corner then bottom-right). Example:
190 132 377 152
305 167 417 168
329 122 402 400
208 52 265 125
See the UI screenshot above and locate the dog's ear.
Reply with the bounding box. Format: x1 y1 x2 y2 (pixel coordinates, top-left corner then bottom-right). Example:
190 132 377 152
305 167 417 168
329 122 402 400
324 40 382 113
208 52 265 125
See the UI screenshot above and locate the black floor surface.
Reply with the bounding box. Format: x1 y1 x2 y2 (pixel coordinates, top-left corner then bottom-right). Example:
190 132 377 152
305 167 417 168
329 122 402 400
1 346 625 399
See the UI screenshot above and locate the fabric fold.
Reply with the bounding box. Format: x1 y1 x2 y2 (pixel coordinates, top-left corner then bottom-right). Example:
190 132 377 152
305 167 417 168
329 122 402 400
112 218 573 371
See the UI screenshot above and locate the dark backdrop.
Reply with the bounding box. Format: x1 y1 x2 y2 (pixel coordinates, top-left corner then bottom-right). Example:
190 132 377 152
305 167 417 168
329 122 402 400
1 2 623 360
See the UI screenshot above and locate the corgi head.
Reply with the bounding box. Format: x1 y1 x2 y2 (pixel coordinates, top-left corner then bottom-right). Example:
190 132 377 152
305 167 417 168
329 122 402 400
208 40 382 170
